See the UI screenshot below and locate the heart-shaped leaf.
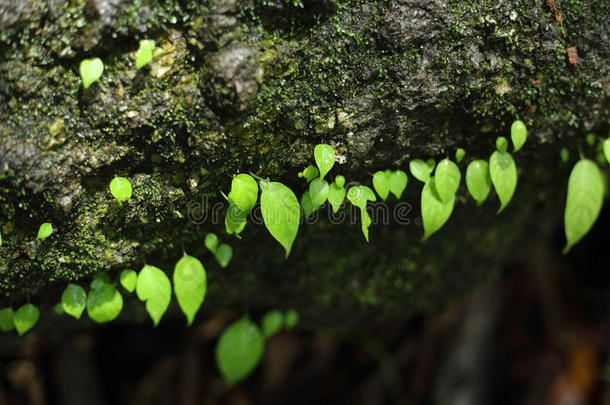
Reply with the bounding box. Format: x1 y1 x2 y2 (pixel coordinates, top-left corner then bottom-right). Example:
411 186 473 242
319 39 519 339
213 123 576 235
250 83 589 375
388 170 408 199
347 186 376 241
204 233 219 253
284 309 299 328
225 204 248 236
109 177 132 202
421 178 455 241
136 265 172 326
495 136 509 153
228 174 259 213
410 159 430 183
328 182 346 213
87 282 123 323
79 57 104 89
215 244 233 268
261 310 284 338
489 151 517 213
135 39 155 70
0 308 15 332
119 269 138 292
314 144 335 179
61 284 87 319
215 317 265 385
260 181 300 257
465 160 491 205
511 120 527 152
455 148 466 163
174 255 207 325
435 159 461 202
298 166 319 182
309 178 329 208
372 171 391 201
563 159 605 253
37 222 53 239
15 304 40 335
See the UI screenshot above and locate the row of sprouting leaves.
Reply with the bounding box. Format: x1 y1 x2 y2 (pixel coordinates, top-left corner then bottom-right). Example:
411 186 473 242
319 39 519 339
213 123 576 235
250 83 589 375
1 119 608 386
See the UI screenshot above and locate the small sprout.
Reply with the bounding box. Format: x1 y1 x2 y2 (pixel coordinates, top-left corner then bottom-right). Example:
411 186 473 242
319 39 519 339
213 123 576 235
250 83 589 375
37 223 53 239
262 310 284 338
135 39 155 70
455 148 466 163
335 175 346 188
205 233 219 253
215 244 233 268
109 177 133 202
79 57 104 89
510 120 528 152
495 136 509 153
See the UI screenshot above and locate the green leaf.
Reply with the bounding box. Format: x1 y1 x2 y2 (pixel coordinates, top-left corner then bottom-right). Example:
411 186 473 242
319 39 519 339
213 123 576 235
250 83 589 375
204 233 219 253
372 171 391 200
109 177 132 202
388 170 408 199
79 57 104 89
586 133 597 146
0 308 15 332
301 191 315 217
347 186 376 241
563 159 605 253
335 175 346 188
511 120 527 152
489 151 517 213
215 244 233 268
91 272 111 287
455 148 466 163
119 269 138 292
314 144 335 179
228 174 259 213
87 282 123 323
410 159 430 183
53 303 65 315
173 255 207 325
298 166 319 182
495 136 509 153
135 39 155 70
309 178 329 207
261 310 284 338
426 159 436 171
0 232 2 246
61 284 87 319
260 181 301 258
603 139 610 165
465 160 492 205
37 222 53 239
284 309 299 329
136 265 172 326
328 182 346 213
225 204 247 236
14 304 39 335
421 178 455 241
435 159 461 202
560 148 570 163
215 317 265 385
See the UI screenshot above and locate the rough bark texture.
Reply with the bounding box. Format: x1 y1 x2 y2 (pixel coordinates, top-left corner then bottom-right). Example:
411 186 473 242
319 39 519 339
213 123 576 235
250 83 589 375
0 0 608 328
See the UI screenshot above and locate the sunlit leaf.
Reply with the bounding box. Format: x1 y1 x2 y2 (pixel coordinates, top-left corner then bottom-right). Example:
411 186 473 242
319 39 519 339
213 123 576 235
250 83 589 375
215 317 265 385
87 282 123 323
465 160 492 205
225 204 247 236
79 57 104 89
135 39 155 70
563 159 605 253
489 151 517 213
328 182 346 213
261 310 284 338
421 178 455 241
260 181 300 257
228 174 259 213
314 144 335 179
511 120 527 152
388 170 408 199
0 308 15 332
136 265 172 326
204 233 219 253
410 159 430 183
173 255 207 325
37 223 53 239
455 148 466 163
61 284 87 319
495 136 508 153
298 166 319 182
335 175 346 188
603 139 610 165
309 178 329 207
14 304 39 335
372 171 391 201
347 186 376 241
301 191 315 217
215 244 233 268
119 269 138 292
435 159 461 202
109 177 132 202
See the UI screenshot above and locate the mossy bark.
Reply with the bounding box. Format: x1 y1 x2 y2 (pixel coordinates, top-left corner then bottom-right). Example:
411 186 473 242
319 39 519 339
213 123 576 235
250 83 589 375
0 0 608 327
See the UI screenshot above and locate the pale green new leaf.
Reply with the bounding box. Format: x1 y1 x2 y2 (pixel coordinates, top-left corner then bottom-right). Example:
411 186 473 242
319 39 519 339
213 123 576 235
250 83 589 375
309 178 329 207
87 283 123 323
79 57 104 89
260 181 301 257
109 177 132 202
15 304 40 335
0 308 15 332
314 144 335 179
61 284 87 319
421 178 455 241
466 160 492 205
215 244 233 268
37 223 53 239
298 166 319 182
435 159 461 202
347 186 376 241
284 309 299 328
335 175 346 188
215 317 265 385
328 182 345 213
496 136 509 153
603 139 610 165
410 159 430 183
136 265 172 326
261 310 284 338
563 159 605 253
511 120 527 152
228 174 259 213
225 204 247 236
455 148 466 163
119 269 138 292
173 255 207 325
489 151 517 213
372 171 391 201
388 170 408 199
205 233 219 253
301 191 315 217
135 39 155 69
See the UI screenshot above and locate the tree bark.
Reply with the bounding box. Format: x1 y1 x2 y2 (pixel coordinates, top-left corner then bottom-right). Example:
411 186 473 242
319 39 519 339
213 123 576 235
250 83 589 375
0 0 608 327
